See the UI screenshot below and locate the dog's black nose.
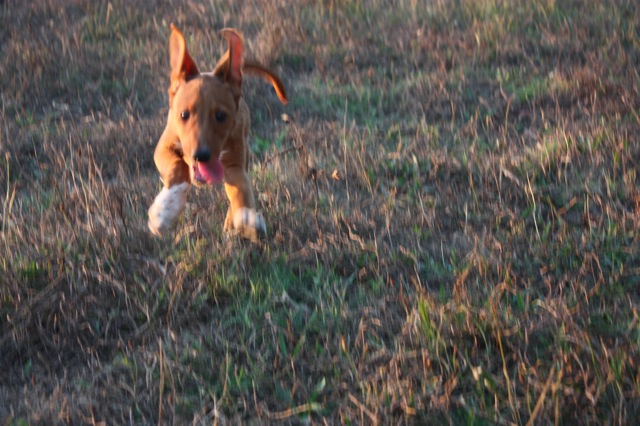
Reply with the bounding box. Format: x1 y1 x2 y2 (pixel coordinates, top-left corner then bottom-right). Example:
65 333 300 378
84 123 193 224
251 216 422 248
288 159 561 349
193 147 211 162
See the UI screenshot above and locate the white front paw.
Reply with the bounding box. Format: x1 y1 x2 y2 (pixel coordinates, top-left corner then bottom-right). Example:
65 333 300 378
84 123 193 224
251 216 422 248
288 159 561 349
233 207 266 242
148 183 189 237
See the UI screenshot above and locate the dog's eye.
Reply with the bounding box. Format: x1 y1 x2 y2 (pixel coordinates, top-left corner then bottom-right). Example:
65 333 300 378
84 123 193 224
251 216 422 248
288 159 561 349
215 111 227 122
180 110 190 121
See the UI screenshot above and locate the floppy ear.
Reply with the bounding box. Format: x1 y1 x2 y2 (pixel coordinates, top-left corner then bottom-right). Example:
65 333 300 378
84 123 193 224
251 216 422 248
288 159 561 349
213 28 244 90
168 24 199 102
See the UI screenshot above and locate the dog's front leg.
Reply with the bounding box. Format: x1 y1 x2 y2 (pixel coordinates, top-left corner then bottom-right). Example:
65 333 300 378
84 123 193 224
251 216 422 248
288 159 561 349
148 126 191 236
223 166 266 242
148 183 190 237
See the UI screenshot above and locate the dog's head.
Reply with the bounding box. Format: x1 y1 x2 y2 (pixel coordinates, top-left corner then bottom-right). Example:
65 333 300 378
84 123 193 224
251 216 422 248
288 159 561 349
166 25 244 187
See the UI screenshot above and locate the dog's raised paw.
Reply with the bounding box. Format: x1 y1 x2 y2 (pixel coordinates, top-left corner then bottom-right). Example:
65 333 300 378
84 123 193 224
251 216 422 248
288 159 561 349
232 207 266 243
148 183 189 237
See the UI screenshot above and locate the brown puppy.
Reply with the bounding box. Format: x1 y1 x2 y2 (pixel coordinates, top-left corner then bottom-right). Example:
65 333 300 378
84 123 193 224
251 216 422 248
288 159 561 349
148 25 287 241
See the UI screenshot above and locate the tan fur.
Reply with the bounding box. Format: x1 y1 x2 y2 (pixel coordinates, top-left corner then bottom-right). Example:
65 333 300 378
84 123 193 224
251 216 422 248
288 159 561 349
148 25 287 240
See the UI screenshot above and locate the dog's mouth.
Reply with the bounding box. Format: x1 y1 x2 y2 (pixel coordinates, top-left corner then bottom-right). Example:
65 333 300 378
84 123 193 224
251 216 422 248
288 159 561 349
193 159 224 185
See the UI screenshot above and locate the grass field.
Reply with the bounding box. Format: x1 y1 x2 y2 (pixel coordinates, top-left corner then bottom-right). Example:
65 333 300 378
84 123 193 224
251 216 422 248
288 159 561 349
1 0 639 423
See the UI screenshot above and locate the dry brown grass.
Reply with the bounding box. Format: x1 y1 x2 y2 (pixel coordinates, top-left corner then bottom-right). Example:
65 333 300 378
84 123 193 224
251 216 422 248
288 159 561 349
1 0 639 424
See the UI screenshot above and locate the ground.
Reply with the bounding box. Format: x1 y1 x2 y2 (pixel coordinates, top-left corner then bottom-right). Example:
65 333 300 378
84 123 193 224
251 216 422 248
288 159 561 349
1 0 639 424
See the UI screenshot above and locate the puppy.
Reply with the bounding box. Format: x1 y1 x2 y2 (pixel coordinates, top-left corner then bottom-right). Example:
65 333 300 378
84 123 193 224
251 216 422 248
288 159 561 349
148 25 287 241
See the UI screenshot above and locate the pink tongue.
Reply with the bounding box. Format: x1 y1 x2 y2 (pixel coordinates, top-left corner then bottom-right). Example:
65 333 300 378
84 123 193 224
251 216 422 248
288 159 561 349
197 159 224 185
